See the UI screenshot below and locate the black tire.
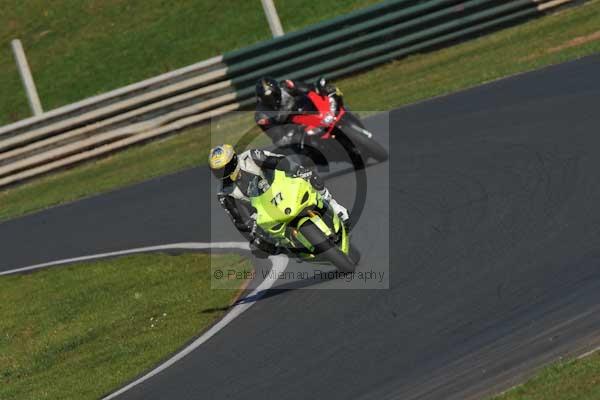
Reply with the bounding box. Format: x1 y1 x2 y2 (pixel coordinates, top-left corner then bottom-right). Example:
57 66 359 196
350 127 388 162
364 136 389 162
341 113 389 162
298 221 356 273
349 243 361 264
338 118 388 163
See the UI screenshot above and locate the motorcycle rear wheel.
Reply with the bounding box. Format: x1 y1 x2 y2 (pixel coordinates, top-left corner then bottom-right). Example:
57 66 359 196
298 221 356 273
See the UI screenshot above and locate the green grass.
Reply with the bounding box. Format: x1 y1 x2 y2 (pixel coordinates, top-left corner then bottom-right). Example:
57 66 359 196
1 1 600 222
339 0 600 110
0 0 379 125
0 252 252 400
492 352 600 400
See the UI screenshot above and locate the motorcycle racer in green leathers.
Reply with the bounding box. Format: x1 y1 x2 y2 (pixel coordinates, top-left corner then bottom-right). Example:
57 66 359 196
209 144 350 258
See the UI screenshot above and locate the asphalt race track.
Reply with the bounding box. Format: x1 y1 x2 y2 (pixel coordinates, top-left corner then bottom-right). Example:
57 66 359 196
2 54 600 399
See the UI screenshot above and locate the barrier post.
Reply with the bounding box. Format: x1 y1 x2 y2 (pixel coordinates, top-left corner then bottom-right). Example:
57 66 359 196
11 39 43 116
261 0 285 37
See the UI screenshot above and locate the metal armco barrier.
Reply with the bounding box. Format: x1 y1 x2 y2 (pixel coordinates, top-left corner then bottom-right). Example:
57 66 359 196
0 0 576 188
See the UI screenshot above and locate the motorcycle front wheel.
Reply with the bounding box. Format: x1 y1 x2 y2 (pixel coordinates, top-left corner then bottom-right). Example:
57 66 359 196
344 124 388 162
298 221 356 273
339 113 388 163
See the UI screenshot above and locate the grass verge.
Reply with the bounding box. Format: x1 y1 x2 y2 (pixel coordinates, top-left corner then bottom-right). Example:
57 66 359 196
0 252 252 400
492 351 600 400
1 1 600 221
0 0 378 125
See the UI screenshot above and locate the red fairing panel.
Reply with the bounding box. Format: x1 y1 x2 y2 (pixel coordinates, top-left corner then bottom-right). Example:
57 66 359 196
290 91 345 138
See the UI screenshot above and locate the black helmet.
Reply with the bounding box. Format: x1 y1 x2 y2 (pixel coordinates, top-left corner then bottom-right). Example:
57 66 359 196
256 77 282 108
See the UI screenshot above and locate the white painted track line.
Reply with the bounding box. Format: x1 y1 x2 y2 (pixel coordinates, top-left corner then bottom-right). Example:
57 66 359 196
102 253 288 400
0 241 249 276
0 242 289 400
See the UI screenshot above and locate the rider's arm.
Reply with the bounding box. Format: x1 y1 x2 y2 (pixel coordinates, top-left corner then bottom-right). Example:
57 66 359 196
316 78 343 115
218 192 279 256
287 77 342 117
255 104 287 125
217 192 255 234
249 149 295 172
281 79 314 96
250 149 326 191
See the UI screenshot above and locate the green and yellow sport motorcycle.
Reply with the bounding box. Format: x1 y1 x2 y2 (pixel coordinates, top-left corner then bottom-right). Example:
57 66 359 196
250 170 358 273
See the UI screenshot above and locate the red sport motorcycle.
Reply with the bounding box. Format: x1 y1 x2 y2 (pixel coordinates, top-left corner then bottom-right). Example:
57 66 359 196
276 90 388 168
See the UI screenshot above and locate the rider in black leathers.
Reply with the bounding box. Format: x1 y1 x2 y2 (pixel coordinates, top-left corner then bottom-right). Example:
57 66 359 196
254 77 343 147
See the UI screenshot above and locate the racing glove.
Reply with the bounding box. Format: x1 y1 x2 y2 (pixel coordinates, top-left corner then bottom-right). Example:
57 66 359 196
293 165 325 191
